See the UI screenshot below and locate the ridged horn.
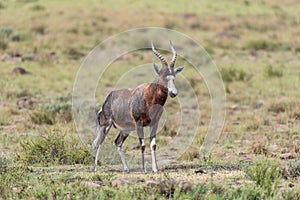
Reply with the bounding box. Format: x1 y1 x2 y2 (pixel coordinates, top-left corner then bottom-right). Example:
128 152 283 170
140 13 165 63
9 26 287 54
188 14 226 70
151 41 168 67
169 41 177 69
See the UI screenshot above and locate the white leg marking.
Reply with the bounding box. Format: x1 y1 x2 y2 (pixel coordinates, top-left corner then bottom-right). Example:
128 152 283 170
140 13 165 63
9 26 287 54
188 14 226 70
150 138 156 150
117 147 129 172
93 144 101 172
141 139 145 146
150 138 158 172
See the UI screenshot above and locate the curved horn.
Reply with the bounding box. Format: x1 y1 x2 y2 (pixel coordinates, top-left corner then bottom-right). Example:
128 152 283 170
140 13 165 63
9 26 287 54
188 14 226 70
151 42 168 67
169 41 177 68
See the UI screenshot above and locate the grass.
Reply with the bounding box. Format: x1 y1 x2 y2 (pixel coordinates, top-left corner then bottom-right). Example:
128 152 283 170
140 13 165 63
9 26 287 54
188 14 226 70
0 0 299 199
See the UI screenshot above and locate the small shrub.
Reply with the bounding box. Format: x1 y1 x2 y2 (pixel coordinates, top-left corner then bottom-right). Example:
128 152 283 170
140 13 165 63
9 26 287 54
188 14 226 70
226 185 261 200
11 32 26 42
164 20 176 29
267 99 297 114
67 27 79 34
243 39 281 51
0 26 13 37
179 147 200 161
251 141 267 155
246 159 282 196
30 101 72 125
65 47 85 60
220 67 247 82
31 25 46 34
0 39 8 50
16 129 92 165
30 4 45 11
30 109 56 125
265 65 283 78
0 2 5 9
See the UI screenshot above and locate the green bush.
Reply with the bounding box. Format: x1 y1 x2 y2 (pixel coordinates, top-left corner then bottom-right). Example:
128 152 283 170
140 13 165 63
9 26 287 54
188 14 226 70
246 159 282 196
11 32 26 42
265 65 283 78
31 25 46 35
243 39 288 51
30 101 73 125
0 39 8 50
64 46 85 60
16 129 92 166
220 67 247 82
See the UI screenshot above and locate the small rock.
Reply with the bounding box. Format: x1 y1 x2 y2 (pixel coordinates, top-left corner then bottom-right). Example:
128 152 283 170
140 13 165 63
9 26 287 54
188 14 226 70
183 13 197 19
231 105 239 111
11 67 31 75
233 120 241 125
280 153 294 160
81 181 102 188
112 177 145 187
255 100 264 108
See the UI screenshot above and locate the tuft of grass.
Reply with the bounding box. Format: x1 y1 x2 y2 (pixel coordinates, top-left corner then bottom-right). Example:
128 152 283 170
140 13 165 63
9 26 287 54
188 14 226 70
265 65 283 78
267 99 299 116
164 20 176 29
0 38 8 50
16 129 92 166
226 185 261 200
251 141 267 155
30 108 56 125
11 31 26 42
0 164 30 199
179 147 200 161
246 159 282 196
0 26 13 37
220 66 247 82
30 4 45 11
243 39 290 51
31 25 46 35
30 101 72 125
0 2 5 9
64 46 85 60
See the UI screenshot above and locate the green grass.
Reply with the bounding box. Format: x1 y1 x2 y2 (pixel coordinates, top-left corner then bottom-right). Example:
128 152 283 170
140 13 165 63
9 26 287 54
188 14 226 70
0 0 300 199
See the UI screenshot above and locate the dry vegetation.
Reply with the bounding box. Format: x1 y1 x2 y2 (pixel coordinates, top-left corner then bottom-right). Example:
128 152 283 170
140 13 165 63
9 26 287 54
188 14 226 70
0 0 300 199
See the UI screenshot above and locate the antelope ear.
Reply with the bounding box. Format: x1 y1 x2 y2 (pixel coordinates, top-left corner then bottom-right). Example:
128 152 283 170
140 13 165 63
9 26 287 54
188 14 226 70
175 66 184 74
153 63 160 75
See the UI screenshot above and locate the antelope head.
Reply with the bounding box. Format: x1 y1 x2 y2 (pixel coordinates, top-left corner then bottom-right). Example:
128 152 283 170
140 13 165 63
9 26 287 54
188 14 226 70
152 41 184 98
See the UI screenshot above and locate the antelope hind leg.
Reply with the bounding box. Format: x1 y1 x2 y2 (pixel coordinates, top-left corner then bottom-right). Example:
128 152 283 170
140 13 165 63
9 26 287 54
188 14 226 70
115 131 130 172
93 126 109 172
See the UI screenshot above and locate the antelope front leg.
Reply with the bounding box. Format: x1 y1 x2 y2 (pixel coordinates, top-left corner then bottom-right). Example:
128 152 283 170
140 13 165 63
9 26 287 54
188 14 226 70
137 124 146 172
150 122 158 172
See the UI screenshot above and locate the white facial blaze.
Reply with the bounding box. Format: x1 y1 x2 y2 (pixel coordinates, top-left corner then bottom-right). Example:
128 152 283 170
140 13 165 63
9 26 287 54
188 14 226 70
167 75 177 95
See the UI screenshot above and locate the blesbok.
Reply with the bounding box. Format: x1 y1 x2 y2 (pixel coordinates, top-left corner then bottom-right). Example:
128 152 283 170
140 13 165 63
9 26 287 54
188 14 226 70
93 41 184 172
